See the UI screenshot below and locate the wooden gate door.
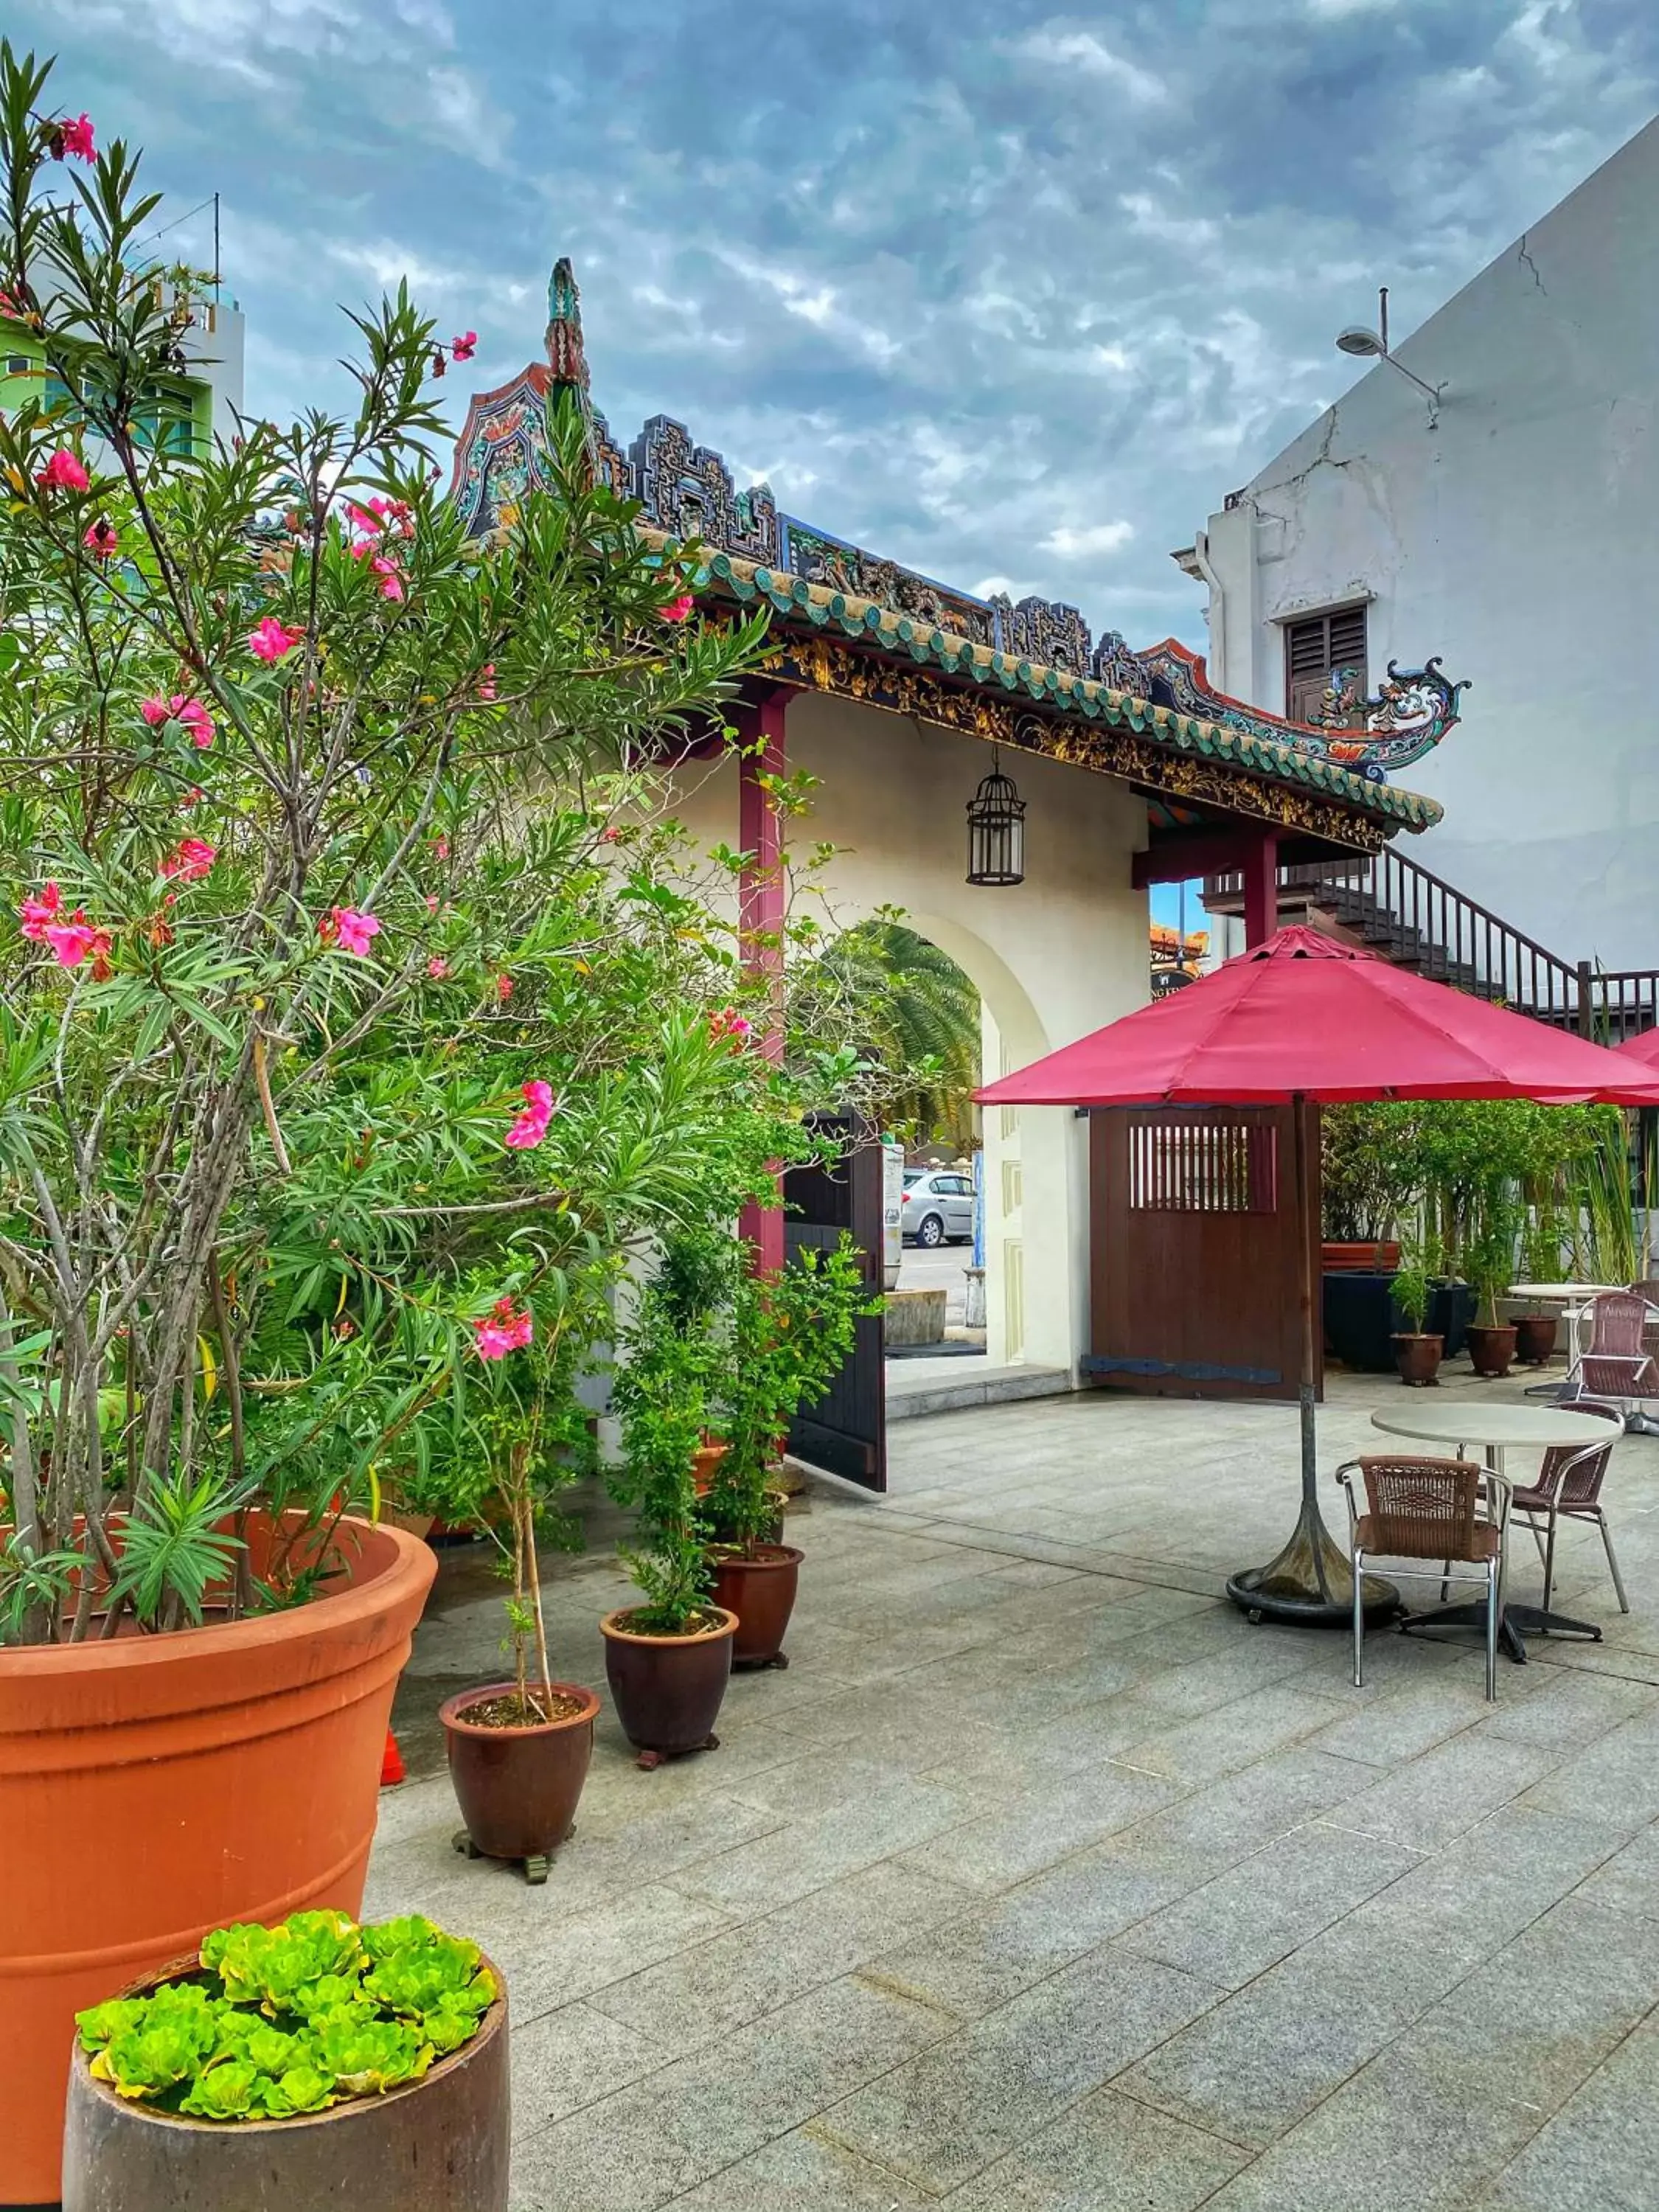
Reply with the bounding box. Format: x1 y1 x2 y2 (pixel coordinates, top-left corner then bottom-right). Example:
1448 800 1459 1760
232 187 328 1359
1085 1104 1320 1403
782 1120 888 1490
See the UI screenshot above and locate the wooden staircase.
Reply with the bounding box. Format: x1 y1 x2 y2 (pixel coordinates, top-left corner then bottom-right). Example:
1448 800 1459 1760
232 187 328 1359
1204 849 1659 1040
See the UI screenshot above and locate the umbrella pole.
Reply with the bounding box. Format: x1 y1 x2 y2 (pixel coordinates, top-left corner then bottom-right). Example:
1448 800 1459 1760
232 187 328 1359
1225 1096 1399 1629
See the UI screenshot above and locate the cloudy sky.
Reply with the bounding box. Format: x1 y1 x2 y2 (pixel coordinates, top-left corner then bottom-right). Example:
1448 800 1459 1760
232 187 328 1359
23 0 1659 647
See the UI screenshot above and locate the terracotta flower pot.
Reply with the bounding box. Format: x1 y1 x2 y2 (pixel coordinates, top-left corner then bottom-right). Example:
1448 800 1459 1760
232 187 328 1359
691 1441 728 1498
709 1545 804 1668
600 1607 735 1769
1514 1313 1559 1366
441 1680 598 1878
1391 1332 1444 1387
0 1514 435 2208
60 1948 509 2212
1467 1323 1518 1378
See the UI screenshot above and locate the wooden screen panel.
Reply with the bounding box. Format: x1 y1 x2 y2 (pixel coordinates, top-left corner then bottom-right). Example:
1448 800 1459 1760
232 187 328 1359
1088 1104 1321 1402
1285 604 1368 726
782 1118 886 1491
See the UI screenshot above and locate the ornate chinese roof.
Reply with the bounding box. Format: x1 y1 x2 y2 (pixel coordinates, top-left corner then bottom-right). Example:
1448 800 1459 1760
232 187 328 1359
448 262 1455 835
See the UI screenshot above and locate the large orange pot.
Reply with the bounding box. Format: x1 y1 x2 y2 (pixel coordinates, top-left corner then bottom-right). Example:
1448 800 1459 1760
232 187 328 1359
0 1513 436 2208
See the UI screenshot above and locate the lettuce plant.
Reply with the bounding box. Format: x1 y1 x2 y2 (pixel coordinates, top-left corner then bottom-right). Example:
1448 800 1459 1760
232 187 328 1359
75 1910 494 2121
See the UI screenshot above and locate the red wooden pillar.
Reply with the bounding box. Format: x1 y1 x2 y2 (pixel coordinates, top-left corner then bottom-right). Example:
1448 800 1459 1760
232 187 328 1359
1242 830 1280 949
736 686 790 1275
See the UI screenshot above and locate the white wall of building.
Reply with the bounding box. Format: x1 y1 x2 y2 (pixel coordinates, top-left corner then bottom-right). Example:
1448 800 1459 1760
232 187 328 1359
666 690 1150 1376
1192 116 1659 967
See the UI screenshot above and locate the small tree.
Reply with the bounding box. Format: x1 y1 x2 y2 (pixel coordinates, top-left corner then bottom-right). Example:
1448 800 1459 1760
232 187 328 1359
0 44 794 1644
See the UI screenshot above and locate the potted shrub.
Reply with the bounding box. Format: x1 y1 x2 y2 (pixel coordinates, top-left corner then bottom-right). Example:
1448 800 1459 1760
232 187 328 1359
605 1284 737 1767
436 1294 602 1885
1513 1211 1566 1365
0 45 782 2196
1464 1206 1521 1377
703 1237 874 1667
61 1910 508 2212
1389 1238 1444 1385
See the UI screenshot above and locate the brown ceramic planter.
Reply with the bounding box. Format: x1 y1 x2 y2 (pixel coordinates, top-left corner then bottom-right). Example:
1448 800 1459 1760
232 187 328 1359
600 1607 735 1768
1391 1332 1444 1387
1514 1313 1559 1365
691 1441 728 1497
441 1680 598 1879
1467 1323 1518 1378
709 1545 804 1668
0 1514 435 2209
60 1949 509 2212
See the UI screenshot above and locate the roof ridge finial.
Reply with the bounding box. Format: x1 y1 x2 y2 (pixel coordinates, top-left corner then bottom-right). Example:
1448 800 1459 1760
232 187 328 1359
546 255 589 395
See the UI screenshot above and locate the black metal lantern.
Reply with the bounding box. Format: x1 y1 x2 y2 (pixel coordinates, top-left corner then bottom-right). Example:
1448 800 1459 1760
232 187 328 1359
966 747 1026 886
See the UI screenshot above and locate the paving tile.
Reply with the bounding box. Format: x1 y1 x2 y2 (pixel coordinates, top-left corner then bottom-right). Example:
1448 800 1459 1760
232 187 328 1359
814 1946 1225 2194
893 1761 1181 1892
1116 1681 1354 1786
1115 1820 1422 1989
662 2126 936 2211
1306 1671 1531 1767
1472 2015 1659 2210
1326 1726 1558 1851
1480 1662 1658 1752
587 1859 968 2050
664 1774 978 1917
942 2085 1253 2211
1572 1818 1659 1922
468 1882 737 2028
1519 1704 1659 1832
511 1975 947 2212
509 2000 672 2138
1110 1745 1379 1865
1118 1925 1463 2149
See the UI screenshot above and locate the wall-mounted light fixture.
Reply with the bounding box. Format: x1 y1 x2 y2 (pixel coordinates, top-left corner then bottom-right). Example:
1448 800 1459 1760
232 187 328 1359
1336 287 1446 425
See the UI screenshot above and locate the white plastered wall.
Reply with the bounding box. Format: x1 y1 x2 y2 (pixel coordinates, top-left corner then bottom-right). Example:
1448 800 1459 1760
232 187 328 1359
664 689 1150 1377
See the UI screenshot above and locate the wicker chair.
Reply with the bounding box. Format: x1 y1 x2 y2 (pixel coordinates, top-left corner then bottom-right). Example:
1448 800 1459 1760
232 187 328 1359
1336 1455 1509 1700
1566 1291 1659 1408
1509 1398 1628 1615
1629 1278 1659 1367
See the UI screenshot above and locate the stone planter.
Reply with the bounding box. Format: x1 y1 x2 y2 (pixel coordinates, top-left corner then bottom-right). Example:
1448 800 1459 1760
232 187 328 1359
61 1951 508 2212
883 1288 947 1347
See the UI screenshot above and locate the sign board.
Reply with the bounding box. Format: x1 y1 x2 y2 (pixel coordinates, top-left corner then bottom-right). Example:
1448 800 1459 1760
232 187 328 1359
881 1137 905 1290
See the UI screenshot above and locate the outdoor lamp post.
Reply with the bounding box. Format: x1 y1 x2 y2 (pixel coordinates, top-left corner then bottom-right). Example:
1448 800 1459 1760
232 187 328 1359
966 748 1025 886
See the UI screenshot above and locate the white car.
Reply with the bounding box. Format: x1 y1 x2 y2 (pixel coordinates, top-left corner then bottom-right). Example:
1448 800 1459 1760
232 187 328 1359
901 1168 975 1248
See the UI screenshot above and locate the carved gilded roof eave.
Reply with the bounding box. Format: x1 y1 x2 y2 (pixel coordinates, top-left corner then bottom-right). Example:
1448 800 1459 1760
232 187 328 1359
676 542 1441 851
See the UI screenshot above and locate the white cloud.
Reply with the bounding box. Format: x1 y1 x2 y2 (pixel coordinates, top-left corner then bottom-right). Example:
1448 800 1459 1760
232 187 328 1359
1012 24 1169 105
1041 520 1136 558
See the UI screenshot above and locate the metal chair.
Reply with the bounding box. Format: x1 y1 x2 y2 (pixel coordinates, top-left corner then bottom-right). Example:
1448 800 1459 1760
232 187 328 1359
1336 1455 1509 1700
1628 1278 1659 1366
1509 1399 1629 1615
1565 1291 1659 1410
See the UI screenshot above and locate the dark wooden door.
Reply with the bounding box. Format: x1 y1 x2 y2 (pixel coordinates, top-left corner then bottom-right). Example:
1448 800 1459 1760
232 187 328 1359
1085 1104 1321 1402
782 1120 887 1490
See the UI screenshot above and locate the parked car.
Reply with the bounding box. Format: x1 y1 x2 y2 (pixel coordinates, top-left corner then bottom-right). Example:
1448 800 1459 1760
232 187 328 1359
902 1168 975 1248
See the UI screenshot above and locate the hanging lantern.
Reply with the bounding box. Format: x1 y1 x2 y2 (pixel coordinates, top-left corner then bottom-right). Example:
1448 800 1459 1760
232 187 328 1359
966 747 1026 886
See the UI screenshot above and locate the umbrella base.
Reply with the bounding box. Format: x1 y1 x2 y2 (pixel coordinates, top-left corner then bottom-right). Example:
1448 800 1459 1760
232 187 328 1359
1227 1498 1399 1628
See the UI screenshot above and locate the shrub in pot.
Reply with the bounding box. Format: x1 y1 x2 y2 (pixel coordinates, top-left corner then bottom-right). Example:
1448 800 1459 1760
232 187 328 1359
1464 1209 1521 1378
606 1279 736 1766
1389 1240 1444 1386
0 43 790 2196
703 1236 875 1667
62 1910 507 2212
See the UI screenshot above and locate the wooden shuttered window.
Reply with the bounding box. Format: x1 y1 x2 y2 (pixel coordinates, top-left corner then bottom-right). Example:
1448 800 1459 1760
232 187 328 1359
1284 603 1367 725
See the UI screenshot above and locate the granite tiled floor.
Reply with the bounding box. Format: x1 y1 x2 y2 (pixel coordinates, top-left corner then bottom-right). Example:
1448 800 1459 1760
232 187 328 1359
373 1369 1659 2209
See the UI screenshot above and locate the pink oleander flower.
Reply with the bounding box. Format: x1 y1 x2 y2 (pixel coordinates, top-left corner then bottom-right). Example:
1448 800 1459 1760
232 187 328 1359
476 664 497 701
44 907 109 971
709 1006 751 1044
661 593 695 622
160 837 217 883
473 1295 532 1360
248 615 303 662
431 835 450 860
319 905 380 956
426 956 450 979
141 693 216 748
451 331 477 361
599 825 621 844
495 973 513 1002
36 448 90 493
371 554 404 602
0 286 24 319
504 1077 555 1150
180 785 204 810
425 894 440 914
83 518 118 559
56 114 96 163
18 881 62 939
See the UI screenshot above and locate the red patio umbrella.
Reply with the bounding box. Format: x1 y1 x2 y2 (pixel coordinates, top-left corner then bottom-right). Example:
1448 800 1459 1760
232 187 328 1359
1620 1025 1659 1071
975 925 1659 1625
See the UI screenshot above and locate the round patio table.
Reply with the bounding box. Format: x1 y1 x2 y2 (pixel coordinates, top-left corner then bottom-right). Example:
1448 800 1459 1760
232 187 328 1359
1368 1401 1620 1662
